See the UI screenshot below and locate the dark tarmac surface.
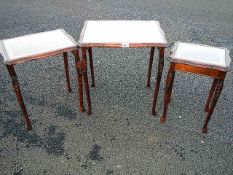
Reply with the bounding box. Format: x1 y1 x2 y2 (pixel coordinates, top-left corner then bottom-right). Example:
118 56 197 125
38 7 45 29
0 0 233 174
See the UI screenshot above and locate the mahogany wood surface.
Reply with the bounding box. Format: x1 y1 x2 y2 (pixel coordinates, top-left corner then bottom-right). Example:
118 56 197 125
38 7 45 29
81 48 92 115
205 78 218 112
81 46 166 115
203 79 224 133
78 20 168 115
159 61 227 133
4 49 89 130
87 48 95 87
6 65 32 130
2 29 90 130
63 52 72 92
174 63 226 79
152 47 165 115
146 47 155 87
73 50 85 112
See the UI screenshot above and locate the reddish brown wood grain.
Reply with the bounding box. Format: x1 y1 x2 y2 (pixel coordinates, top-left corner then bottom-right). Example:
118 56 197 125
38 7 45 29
160 61 227 133
87 48 95 87
152 47 165 115
205 78 218 112
174 63 226 79
63 52 72 92
72 50 85 112
78 43 167 48
81 48 92 115
6 65 32 130
147 47 155 87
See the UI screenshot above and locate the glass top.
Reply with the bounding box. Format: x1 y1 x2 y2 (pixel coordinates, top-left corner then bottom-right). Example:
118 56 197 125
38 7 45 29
78 20 167 47
0 29 77 64
171 42 231 71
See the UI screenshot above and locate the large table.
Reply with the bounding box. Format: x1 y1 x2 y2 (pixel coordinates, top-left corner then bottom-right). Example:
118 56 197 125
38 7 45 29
78 20 168 115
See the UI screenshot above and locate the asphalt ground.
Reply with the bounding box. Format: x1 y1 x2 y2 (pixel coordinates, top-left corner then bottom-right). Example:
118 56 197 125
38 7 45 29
0 0 233 174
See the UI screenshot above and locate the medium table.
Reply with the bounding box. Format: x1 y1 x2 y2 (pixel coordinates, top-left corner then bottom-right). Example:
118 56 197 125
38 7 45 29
0 29 88 130
78 20 168 114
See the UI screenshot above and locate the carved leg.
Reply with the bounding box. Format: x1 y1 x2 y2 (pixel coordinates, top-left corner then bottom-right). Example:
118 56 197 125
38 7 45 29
73 50 85 112
82 48 92 115
147 47 155 87
6 65 32 130
202 79 224 133
63 52 72 92
88 48 95 87
151 47 165 115
160 63 175 123
168 69 175 104
205 78 218 112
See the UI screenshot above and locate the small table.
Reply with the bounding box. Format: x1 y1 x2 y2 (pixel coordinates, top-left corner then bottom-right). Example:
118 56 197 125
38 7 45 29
159 42 231 133
78 20 168 114
0 29 85 130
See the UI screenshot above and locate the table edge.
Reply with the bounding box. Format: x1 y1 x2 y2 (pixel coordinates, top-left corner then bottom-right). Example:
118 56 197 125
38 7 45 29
4 46 78 65
78 43 168 48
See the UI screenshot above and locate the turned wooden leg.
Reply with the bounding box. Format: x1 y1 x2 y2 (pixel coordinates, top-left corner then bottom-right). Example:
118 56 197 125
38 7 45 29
63 52 72 92
151 47 165 115
205 78 218 112
160 63 175 123
167 72 175 104
147 47 155 87
82 48 92 115
73 50 85 112
6 65 32 130
88 48 95 87
83 68 92 115
202 79 224 133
